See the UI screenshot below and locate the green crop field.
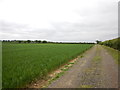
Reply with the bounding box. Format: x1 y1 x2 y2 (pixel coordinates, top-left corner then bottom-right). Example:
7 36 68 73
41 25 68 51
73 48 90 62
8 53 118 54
2 43 93 88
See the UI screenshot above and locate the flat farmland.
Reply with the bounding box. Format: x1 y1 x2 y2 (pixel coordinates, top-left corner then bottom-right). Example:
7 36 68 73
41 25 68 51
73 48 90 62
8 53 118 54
2 43 93 88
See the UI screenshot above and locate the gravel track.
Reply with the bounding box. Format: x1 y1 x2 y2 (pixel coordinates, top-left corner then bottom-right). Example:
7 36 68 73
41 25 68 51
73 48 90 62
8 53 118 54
48 45 118 88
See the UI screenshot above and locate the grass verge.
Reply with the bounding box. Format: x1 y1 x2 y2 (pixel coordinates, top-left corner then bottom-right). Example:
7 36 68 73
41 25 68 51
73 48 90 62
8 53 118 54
102 45 120 64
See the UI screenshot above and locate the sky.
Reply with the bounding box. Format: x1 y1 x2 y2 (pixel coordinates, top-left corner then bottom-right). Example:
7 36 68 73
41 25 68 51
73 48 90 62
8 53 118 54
0 0 118 42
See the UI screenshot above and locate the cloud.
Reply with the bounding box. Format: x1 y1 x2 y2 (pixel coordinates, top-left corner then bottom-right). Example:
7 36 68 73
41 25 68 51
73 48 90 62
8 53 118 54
0 0 118 42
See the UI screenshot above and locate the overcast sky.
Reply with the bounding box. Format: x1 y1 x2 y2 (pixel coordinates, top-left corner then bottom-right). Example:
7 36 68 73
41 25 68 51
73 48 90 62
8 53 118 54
0 0 118 42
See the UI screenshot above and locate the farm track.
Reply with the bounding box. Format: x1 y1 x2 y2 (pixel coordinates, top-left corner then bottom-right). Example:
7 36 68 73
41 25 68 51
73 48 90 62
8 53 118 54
48 45 118 88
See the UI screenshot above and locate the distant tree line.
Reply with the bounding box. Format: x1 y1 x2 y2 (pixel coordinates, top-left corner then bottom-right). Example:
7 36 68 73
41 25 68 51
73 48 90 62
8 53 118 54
2 40 48 43
2 40 95 44
99 37 120 51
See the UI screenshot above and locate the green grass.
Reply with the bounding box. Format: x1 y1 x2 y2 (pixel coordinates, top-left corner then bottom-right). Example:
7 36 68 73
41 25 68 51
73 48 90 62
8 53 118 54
47 71 65 86
92 56 101 63
69 62 74 64
2 43 93 88
54 72 64 80
102 45 120 64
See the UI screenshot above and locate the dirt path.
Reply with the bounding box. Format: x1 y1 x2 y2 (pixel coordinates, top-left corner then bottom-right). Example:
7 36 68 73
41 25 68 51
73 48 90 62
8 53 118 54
48 45 118 88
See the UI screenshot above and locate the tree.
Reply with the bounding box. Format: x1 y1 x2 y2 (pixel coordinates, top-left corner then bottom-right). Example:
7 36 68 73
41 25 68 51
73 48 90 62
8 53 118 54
96 40 101 44
35 40 38 43
3 40 6 42
18 40 22 43
27 40 31 43
42 40 47 43
34 40 41 43
38 40 41 43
